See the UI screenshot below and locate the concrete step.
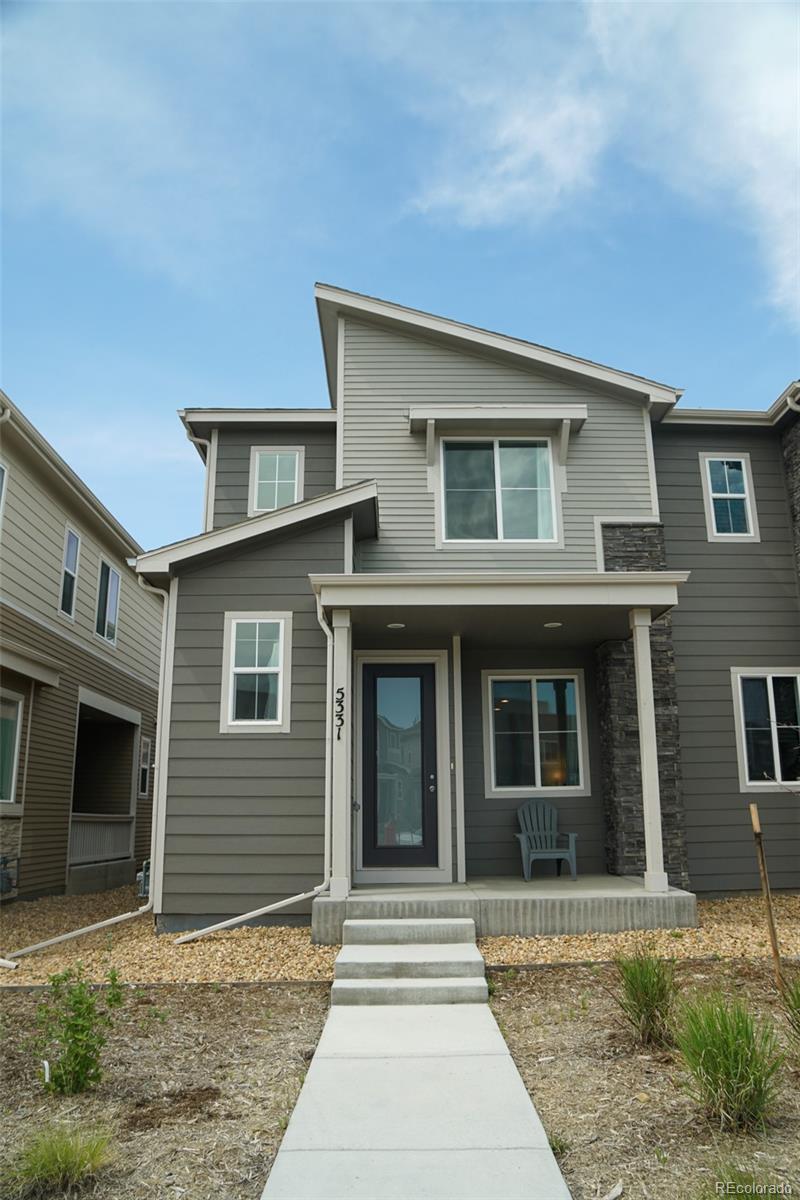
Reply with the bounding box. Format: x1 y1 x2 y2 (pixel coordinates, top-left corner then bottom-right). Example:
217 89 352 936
331 976 489 1006
335 943 485 980
342 917 477 946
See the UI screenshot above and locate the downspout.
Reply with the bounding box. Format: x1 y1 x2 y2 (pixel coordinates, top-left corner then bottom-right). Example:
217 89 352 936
173 594 334 944
2 577 170 964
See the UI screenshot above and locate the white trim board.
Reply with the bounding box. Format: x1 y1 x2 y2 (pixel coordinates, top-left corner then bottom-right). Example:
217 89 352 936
78 686 141 727
353 650 453 886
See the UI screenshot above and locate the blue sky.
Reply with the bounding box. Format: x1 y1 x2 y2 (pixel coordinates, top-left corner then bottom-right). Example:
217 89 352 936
3 1 798 549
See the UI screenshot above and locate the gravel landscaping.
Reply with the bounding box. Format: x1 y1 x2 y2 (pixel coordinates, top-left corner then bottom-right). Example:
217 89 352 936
491 960 800 1200
0 982 328 1199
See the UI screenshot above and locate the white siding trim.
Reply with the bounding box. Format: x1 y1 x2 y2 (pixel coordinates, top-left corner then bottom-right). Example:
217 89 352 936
0 458 9 533
219 611 293 734
335 315 345 487
730 666 800 793
699 451 760 543
203 428 218 532
452 634 466 883
642 407 661 520
153 576 178 913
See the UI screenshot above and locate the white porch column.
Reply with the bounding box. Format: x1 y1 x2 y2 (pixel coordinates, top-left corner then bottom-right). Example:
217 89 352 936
330 608 352 901
629 608 669 893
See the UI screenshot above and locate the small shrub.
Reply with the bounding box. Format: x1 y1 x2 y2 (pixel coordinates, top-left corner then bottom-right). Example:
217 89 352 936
6 1124 113 1198
780 971 800 1052
675 994 783 1131
36 965 124 1095
611 944 676 1046
547 1131 570 1157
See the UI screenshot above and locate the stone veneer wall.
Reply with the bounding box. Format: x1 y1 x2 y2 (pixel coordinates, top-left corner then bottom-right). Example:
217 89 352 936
780 417 800 583
596 524 690 889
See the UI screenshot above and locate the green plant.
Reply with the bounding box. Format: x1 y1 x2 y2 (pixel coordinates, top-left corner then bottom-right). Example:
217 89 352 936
780 971 800 1052
36 965 123 1095
6 1124 113 1197
611 944 677 1046
693 1163 789 1199
547 1132 570 1157
675 994 783 1131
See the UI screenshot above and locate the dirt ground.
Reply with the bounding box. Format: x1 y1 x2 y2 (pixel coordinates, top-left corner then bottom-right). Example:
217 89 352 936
0 983 328 1200
491 959 800 1200
2 887 799 986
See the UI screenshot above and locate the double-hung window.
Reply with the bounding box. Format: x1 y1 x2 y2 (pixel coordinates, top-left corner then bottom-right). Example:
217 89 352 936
734 670 800 788
485 672 585 793
248 447 304 517
700 453 759 542
220 611 293 733
0 688 23 804
95 560 120 644
59 528 81 619
442 439 555 541
138 735 152 798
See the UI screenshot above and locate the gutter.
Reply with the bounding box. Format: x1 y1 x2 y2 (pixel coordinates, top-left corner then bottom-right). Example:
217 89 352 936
1 577 171 965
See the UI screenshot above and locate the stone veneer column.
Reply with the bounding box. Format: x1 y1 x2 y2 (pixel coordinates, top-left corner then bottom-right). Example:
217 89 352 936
596 524 690 890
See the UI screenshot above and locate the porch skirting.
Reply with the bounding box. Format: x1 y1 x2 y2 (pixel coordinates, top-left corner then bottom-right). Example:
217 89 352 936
311 875 697 945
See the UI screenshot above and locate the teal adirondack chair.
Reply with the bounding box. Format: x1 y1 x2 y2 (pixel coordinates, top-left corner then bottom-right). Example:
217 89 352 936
516 801 577 881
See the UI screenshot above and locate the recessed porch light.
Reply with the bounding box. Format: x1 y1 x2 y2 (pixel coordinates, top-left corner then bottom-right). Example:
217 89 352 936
386 622 406 630
543 621 563 629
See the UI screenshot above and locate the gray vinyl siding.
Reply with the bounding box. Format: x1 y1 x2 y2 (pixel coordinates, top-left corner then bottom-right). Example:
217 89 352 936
0 604 157 897
161 518 345 917
212 427 337 530
654 425 800 892
341 318 656 572
461 646 605 877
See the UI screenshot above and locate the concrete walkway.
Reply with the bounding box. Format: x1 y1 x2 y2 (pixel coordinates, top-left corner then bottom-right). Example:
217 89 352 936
262 1003 571 1199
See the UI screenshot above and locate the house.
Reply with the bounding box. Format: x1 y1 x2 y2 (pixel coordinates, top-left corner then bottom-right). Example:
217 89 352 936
0 393 162 899
135 286 800 941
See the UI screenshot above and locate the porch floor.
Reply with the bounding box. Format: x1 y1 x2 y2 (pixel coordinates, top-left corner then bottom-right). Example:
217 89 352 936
311 874 697 944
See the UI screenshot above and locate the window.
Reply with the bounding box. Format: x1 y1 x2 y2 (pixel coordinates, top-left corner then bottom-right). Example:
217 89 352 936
734 670 800 788
0 689 23 804
220 611 293 733
699 453 759 542
59 528 81 619
442 439 555 541
484 672 586 793
138 735 152 797
95 560 120 644
248 447 304 517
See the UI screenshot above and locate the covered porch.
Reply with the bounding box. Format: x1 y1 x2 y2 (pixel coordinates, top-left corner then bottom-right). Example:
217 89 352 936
310 571 696 943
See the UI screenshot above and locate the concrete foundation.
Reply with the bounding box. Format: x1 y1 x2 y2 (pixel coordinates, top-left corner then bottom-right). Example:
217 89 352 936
311 874 697 944
66 858 136 895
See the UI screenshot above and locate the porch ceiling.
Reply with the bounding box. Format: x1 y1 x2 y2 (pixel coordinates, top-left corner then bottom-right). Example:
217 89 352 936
350 603 648 646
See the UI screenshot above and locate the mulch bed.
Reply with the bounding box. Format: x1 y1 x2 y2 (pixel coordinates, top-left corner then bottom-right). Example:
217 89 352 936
491 959 800 1200
0 983 328 1199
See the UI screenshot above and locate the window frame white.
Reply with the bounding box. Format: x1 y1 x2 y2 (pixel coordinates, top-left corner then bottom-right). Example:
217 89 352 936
440 435 559 545
58 525 82 621
731 666 800 792
247 446 305 518
137 734 152 798
0 686 24 805
220 610 293 734
94 558 121 646
699 452 760 543
481 669 590 799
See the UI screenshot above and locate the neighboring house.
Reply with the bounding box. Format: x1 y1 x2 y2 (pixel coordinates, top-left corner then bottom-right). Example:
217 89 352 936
135 285 800 940
0 393 162 900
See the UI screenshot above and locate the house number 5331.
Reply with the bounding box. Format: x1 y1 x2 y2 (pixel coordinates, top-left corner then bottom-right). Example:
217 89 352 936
335 688 345 740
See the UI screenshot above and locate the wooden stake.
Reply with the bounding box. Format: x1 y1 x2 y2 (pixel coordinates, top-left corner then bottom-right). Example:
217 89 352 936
749 802 784 992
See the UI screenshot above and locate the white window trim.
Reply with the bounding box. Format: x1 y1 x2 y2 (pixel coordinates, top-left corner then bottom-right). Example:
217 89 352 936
731 666 800 792
481 669 590 799
699 452 760 543
94 558 121 647
58 525 81 622
138 734 152 798
439 435 560 546
247 446 305 518
0 686 24 805
220 610 293 734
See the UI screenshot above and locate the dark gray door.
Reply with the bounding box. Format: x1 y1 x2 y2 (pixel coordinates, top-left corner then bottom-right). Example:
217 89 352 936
361 663 438 867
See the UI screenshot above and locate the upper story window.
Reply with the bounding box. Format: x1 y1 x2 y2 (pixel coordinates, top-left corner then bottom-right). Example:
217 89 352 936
699 453 759 543
733 669 800 789
95 560 120 645
483 672 586 795
442 438 556 542
220 611 293 733
59 528 81 619
248 446 304 517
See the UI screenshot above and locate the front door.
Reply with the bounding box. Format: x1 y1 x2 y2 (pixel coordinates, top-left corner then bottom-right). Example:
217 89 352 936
361 663 438 867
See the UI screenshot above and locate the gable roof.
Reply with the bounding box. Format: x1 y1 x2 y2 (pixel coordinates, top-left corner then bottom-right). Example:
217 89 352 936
315 283 682 416
135 479 378 584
